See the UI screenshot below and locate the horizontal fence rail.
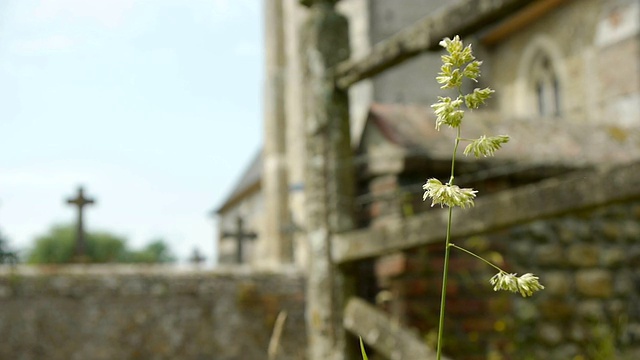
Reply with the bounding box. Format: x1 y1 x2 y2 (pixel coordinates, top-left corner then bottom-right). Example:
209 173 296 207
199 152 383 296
333 0 533 89
344 297 450 360
333 160 640 264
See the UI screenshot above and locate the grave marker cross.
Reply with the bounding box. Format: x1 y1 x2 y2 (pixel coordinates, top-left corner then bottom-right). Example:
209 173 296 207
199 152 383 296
222 217 256 264
66 186 95 261
189 248 206 266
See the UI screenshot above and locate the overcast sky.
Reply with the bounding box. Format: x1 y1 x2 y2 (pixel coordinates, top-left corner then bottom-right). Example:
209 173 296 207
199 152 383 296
0 0 263 264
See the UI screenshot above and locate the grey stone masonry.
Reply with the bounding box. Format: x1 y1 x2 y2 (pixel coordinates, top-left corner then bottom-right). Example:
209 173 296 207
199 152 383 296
0 265 306 360
503 201 640 359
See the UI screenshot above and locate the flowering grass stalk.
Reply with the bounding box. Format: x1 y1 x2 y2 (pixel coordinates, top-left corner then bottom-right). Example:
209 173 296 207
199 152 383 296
359 337 369 360
425 36 544 360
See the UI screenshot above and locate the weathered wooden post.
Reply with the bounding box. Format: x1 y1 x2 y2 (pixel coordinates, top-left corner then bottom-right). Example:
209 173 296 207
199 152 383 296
300 0 356 359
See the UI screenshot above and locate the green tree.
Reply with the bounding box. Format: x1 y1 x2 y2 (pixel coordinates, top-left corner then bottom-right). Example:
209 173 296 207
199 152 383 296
126 239 175 263
85 230 128 262
27 224 126 264
0 233 18 264
27 224 175 264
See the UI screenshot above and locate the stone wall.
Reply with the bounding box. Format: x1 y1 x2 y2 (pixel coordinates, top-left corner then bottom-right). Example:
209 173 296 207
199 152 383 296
0 266 306 360
504 202 640 359
376 201 640 360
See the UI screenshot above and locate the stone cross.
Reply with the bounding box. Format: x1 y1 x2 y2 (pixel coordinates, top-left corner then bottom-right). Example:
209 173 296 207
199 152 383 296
66 186 95 261
189 248 206 265
222 217 256 264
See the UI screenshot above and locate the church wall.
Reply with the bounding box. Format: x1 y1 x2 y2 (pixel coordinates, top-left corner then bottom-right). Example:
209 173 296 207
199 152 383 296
489 0 640 127
368 0 448 106
489 0 597 121
0 266 306 360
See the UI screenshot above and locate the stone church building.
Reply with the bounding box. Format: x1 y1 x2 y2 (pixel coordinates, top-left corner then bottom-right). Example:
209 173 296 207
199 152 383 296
216 0 639 268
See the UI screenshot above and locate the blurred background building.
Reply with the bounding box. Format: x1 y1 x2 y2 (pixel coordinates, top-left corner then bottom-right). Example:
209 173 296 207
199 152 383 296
216 0 640 268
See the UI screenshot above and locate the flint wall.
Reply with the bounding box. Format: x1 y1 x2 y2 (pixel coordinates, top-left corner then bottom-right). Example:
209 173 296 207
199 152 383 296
0 266 306 360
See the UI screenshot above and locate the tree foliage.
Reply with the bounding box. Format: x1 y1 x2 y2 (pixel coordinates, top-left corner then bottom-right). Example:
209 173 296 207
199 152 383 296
124 239 175 264
27 224 175 264
0 234 18 264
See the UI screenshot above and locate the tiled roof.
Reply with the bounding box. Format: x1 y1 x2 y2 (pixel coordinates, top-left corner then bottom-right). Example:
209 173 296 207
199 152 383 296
215 149 262 214
215 103 640 213
363 103 640 167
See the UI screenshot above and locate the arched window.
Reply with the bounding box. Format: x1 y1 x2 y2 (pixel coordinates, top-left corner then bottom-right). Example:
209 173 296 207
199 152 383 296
514 36 566 119
530 53 561 117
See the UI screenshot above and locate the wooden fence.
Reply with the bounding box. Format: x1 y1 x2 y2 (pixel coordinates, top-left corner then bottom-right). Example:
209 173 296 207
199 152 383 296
298 1 640 359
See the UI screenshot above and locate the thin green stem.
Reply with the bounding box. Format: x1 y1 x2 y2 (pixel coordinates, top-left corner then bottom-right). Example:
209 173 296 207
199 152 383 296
436 205 453 360
436 125 461 360
448 243 504 273
448 127 461 184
